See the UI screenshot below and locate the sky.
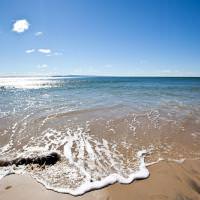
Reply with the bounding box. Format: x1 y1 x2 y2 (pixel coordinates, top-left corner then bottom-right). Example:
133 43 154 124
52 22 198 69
0 0 200 76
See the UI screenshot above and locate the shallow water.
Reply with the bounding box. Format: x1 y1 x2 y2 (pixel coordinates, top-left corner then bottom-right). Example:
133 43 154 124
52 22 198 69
0 76 200 195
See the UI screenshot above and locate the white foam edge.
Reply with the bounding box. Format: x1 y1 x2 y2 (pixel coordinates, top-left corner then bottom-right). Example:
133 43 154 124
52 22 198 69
31 149 149 196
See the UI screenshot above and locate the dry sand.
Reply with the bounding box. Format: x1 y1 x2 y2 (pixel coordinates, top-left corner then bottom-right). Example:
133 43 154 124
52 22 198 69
0 160 200 200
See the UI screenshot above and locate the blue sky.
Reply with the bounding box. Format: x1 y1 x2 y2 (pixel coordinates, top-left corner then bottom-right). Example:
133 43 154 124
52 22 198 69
0 0 200 76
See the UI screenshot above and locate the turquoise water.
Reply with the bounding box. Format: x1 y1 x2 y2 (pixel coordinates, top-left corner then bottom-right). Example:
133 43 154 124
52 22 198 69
0 76 200 195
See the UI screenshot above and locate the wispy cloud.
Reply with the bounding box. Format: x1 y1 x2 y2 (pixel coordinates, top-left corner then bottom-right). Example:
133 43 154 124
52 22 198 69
25 49 35 54
37 64 48 69
45 51 63 57
38 48 51 54
35 32 43 36
25 48 62 56
12 19 30 33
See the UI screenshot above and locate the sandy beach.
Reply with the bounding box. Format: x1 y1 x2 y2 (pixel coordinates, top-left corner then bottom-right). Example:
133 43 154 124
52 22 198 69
1 159 200 200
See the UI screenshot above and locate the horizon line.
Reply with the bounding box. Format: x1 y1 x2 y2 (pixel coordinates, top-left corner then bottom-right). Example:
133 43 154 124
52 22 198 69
0 74 200 78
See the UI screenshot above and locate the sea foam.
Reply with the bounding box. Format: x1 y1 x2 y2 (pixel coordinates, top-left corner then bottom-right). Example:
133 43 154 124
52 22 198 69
0 124 150 196
32 150 149 196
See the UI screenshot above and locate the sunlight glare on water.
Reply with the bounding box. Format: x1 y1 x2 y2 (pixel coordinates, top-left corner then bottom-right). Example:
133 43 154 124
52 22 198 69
0 76 73 89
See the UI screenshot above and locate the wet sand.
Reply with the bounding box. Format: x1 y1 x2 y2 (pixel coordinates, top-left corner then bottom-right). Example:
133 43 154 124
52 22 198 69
1 159 200 200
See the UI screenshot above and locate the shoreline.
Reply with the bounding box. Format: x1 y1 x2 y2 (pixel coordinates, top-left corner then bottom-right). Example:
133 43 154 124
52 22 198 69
1 159 200 200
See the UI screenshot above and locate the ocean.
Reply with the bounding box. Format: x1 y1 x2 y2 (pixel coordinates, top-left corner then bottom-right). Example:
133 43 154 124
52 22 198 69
0 76 200 195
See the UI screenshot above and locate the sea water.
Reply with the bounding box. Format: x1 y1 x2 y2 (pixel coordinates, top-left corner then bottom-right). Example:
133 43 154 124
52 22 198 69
0 76 200 195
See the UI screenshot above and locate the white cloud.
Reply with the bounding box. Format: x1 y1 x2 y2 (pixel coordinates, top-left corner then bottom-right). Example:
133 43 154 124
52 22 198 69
25 49 35 54
12 19 30 33
38 49 51 54
37 64 48 69
45 52 63 56
37 49 62 56
35 32 43 36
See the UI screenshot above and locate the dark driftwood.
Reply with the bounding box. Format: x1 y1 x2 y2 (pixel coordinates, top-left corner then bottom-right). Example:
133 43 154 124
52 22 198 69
0 152 61 167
